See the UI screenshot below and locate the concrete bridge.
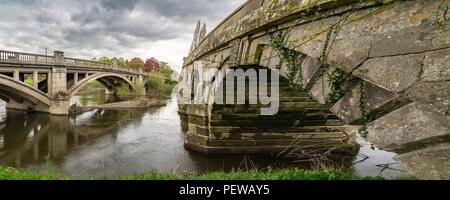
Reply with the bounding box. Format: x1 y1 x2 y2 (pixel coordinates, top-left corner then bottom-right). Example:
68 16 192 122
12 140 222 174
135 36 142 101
0 50 147 115
179 0 450 179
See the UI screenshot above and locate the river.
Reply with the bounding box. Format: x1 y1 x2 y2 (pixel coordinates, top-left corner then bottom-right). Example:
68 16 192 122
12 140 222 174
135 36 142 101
0 93 407 179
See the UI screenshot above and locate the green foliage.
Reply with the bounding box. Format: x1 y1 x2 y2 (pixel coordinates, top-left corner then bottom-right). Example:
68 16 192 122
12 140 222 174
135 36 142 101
116 81 146 101
193 169 381 180
127 58 145 69
325 68 350 105
0 166 383 180
24 78 33 87
160 62 173 78
115 57 127 67
119 171 178 180
145 72 177 96
96 57 127 67
84 80 104 89
270 33 305 88
434 1 448 30
98 57 112 65
0 166 66 180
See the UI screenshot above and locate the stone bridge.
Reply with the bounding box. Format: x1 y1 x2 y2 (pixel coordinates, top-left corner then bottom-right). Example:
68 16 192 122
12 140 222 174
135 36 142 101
0 50 147 115
178 0 450 178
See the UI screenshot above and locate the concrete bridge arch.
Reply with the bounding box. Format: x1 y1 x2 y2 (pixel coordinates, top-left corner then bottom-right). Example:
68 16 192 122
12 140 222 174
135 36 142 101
0 74 51 112
0 50 148 115
68 72 135 97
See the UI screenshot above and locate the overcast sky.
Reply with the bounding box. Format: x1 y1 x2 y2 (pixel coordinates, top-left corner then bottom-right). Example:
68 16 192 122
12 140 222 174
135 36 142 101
0 0 246 72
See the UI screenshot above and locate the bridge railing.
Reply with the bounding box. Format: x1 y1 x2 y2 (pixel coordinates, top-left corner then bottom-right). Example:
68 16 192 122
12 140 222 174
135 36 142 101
64 57 140 74
0 50 144 75
0 50 54 64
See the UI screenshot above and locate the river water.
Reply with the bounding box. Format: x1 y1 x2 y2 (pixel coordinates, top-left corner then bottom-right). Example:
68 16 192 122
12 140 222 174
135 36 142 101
0 93 407 179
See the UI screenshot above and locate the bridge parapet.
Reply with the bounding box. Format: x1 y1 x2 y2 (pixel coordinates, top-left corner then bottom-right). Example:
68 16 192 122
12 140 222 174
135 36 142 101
0 49 146 76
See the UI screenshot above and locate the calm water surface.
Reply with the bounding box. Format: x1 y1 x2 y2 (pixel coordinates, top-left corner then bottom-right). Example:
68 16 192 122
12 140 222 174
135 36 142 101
0 93 406 179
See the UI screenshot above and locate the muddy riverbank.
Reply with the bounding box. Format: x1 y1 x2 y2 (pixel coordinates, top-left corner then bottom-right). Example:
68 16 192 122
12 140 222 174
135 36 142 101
70 98 167 115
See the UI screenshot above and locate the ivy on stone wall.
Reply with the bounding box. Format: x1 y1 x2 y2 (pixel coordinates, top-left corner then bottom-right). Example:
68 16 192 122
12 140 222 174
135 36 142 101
358 81 369 138
325 68 350 105
434 0 448 30
270 32 306 88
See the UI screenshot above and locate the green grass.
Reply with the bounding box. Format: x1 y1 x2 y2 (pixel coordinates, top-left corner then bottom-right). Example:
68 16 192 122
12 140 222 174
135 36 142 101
0 166 382 180
0 167 66 180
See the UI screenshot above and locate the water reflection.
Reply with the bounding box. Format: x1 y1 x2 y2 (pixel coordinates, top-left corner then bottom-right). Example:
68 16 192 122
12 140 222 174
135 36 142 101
0 93 406 179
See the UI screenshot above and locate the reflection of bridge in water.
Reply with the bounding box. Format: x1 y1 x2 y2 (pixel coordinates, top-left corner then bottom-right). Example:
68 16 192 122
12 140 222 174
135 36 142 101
0 109 147 167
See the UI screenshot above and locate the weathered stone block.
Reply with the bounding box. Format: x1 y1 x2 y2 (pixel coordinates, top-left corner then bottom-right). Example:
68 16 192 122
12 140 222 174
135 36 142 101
288 16 339 59
405 81 450 116
370 22 450 58
309 69 332 104
186 104 209 117
353 54 422 93
366 102 450 151
328 37 371 73
422 48 450 82
362 81 411 120
300 56 320 88
330 85 362 124
396 143 450 180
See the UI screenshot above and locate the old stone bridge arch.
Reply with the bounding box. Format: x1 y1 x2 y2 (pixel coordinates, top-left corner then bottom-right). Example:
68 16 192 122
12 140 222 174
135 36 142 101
179 0 450 179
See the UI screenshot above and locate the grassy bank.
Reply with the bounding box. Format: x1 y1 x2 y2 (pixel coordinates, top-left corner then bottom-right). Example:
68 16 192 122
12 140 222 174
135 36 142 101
0 166 381 180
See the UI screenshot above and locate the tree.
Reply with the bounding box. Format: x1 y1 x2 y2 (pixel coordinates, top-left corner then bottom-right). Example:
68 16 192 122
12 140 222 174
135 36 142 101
116 57 127 67
159 61 173 78
127 58 144 69
144 58 160 72
98 57 112 64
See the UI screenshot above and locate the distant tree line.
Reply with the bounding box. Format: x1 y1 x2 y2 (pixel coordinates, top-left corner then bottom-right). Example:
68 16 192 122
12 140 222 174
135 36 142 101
92 56 174 75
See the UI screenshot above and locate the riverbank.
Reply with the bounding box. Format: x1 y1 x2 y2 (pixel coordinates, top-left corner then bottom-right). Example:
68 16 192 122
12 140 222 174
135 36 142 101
0 166 381 180
70 98 167 115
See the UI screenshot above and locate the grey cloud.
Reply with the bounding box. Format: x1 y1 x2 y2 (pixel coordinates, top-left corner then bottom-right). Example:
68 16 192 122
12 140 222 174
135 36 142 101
0 0 245 69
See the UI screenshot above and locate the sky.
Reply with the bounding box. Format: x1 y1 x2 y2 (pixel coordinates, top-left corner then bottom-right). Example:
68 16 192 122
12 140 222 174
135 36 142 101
0 0 246 72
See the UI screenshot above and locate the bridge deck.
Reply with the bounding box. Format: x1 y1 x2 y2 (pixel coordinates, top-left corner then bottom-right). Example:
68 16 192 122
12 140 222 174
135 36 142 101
0 50 147 76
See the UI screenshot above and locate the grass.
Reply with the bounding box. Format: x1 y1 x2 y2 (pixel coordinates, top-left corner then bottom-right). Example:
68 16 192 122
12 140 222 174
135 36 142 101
0 166 382 180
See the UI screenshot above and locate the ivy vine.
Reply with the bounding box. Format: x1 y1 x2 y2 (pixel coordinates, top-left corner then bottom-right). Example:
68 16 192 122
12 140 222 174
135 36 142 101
270 32 305 88
325 68 350 105
434 0 448 30
358 81 369 138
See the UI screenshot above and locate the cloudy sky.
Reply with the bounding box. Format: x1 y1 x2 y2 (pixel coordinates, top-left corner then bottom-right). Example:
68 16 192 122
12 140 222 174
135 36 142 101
0 0 246 72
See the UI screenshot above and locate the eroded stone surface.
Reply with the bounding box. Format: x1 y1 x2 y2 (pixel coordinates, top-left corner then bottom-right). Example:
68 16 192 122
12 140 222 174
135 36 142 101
366 102 450 151
396 143 450 180
309 70 332 104
406 81 450 116
328 37 371 73
370 23 450 57
330 85 362 124
422 48 450 81
354 54 423 93
301 56 320 88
